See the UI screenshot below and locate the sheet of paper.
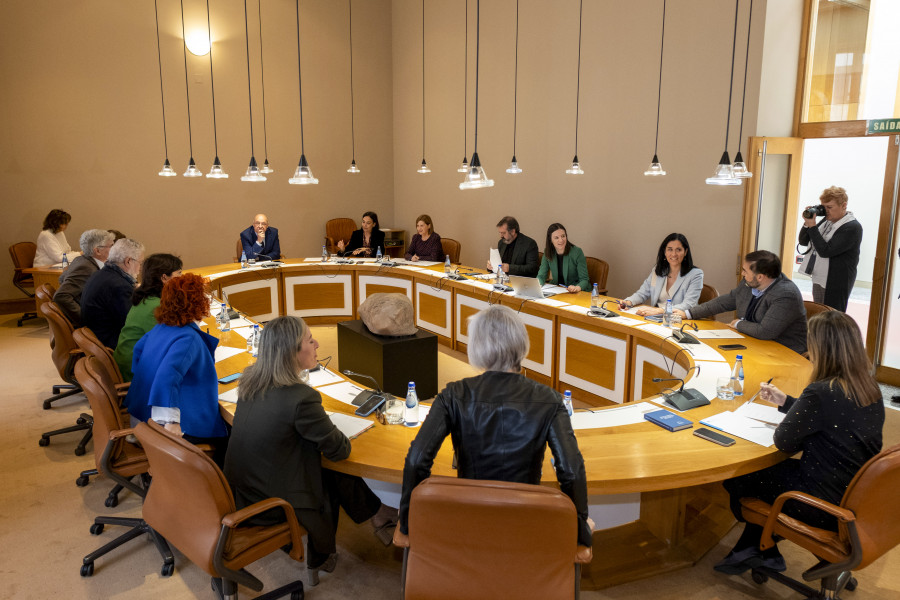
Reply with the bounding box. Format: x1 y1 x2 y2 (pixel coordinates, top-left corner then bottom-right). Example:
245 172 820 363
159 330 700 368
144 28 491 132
214 345 246 363
489 248 502 272
736 402 785 425
530 297 570 307
700 411 777 447
307 368 344 388
318 380 367 405
685 360 733 399
634 323 676 338
693 329 744 339
680 343 728 362
206 269 246 281
411 260 440 267
218 387 239 403
325 412 374 439
570 402 662 430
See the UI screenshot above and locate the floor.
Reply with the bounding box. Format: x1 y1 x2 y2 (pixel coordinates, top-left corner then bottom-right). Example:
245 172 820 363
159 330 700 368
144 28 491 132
3 314 900 599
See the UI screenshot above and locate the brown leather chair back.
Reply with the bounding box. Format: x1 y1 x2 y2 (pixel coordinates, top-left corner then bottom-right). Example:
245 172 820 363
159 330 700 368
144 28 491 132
35 283 56 318
74 326 124 384
804 300 834 321
234 240 243 263
585 256 609 293
440 238 461 264
9 241 37 292
325 218 357 254
39 300 80 382
403 477 587 600
699 283 719 304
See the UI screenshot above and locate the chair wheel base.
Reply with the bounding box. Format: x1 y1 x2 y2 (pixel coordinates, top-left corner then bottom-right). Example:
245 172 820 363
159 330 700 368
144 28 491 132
74 446 86 456
104 496 118 508
161 562 174 577
90 523 104 535
38 437 50 447
752 570 768 585
845 577 857 591
80 562 94 577
76 475 90 487
43 400 52 410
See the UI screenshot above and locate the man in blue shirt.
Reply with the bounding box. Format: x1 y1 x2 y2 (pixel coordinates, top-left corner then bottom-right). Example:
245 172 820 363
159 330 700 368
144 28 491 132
239 214 281 260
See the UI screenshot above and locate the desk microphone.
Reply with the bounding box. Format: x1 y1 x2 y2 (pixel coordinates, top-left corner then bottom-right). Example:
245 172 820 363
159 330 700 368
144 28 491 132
673 322 700 344
651 375 710 411
342 369 394 406
220 291 241 320
588 300 617 318
446 267 467 281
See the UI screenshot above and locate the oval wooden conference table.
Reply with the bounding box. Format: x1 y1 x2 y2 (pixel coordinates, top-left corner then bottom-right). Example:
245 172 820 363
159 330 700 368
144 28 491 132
194 257 811 590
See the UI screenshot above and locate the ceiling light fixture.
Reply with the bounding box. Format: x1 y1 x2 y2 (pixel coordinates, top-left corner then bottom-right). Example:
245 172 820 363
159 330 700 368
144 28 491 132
566 0 584 175
418 0 430 174
347 0 360 174
732 0 754 179
256 0 273 174
203 0 227 179
240 0 265 182
459 0 493 190
458 0 469 174
289 0 318 184
179 0 201 177
153 0 175 177
506 0 522 174
644 0 667 177
705 0 741 186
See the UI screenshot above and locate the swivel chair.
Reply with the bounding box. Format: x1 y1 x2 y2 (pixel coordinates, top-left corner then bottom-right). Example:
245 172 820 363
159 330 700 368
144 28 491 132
803 300 834 321
742 443 900 598
324 217 356 255
585 257 609 295
9 241 38 326
440 238 461 264
393 477 593 600
134 419 307 599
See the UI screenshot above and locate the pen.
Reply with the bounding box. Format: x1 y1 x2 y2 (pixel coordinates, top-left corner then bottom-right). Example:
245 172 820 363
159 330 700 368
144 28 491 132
746 377 774 404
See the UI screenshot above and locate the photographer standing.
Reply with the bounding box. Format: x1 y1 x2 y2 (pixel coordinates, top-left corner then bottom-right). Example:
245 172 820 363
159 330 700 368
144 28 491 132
798 186 862 311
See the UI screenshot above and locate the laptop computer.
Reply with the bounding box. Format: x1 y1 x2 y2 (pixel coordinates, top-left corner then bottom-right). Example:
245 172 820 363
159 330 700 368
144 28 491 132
508 275 563 299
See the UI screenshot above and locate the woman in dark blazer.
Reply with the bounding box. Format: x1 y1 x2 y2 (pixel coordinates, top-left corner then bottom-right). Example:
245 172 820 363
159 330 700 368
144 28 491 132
337 211 386 257
223 316 398 586
536 223 589 292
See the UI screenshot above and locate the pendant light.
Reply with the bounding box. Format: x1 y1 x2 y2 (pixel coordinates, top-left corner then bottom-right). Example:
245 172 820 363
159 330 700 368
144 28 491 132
178 0 201 177
256 0 273 174
239 0 265 181
458 0 469 173
417 0 430 174
203 0 227 178
705 0 741 186
346 0 360 173
289 0 318 184
153 0 175 176
644 0 667 176
506 0 522 174
566 0 584 175
459 0 493 190
732 0 754 179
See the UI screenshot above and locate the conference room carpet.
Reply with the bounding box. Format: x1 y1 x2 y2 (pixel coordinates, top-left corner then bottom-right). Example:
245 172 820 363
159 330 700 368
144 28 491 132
3 315 899 599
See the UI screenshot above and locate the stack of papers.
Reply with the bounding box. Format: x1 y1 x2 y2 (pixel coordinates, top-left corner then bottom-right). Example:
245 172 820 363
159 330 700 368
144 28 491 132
570 402 660 430
700 410 780 447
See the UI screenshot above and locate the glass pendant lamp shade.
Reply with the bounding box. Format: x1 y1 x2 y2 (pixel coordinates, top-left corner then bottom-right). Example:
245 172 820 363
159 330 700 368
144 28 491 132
417 159 431 174
184 158 202 177
643 154 666 176
705 151 740 185
241 156 267 182
260 159 273 174
347 159 360 174
459 152 494 190
731 151 752 178
159 159 177 177
506 156 522 174
206 156 229 178
457 157 469 173
289 154 318 185
566 155 584 175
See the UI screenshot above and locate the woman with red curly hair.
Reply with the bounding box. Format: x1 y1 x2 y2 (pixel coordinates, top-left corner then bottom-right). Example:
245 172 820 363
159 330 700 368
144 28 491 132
125 273 229 461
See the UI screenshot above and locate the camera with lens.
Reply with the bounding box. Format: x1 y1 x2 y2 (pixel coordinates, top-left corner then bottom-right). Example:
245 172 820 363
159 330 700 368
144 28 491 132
802 205 826 219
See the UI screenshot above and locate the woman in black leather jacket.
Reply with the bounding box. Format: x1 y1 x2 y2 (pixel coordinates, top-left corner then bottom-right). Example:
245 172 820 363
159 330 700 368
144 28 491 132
398 304 593 547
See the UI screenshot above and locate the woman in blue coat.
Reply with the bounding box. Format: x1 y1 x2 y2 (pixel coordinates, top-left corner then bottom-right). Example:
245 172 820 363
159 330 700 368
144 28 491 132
619 232 703 315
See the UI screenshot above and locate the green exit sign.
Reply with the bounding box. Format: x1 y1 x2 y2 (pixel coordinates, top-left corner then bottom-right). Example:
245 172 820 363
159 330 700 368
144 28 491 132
867 119 900 134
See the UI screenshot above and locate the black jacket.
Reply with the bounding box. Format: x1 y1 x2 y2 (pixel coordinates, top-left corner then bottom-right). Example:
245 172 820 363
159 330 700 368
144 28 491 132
80 263 136 349
345 228 386 257
399 371 592 547
798 218 862 311
498 233 540 277
53 254 100 327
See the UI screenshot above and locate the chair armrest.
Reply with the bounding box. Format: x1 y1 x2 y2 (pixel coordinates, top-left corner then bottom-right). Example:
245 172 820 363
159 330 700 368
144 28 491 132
222 497 305 561
392 528 410 548
575 545 593 564
108 428 135 442
115 382 130 400
325 236 335 248
760 490 856 549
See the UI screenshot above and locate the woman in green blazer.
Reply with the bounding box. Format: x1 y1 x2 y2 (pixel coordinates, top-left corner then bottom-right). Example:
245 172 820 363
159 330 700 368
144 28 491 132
537 223 590 292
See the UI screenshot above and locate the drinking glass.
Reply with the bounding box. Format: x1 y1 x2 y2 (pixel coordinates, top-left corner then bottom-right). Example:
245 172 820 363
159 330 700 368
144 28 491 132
385 397 405 424
716 377 736 409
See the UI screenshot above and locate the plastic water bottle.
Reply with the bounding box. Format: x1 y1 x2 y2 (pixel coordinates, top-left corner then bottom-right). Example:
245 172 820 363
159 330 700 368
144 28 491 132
247 324 260 356
61 253 69 269
217 303 231 332
731 355 744 398
591 283 600 308
240 251 247 269
444 254 452 274
663 299 673 328
321 245 328 262
404 382 419 426
375 246 383 262
563 390 574 416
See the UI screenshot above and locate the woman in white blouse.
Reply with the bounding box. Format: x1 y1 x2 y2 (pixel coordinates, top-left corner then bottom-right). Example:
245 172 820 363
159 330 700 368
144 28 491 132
34 209 77 266
618 232 703 316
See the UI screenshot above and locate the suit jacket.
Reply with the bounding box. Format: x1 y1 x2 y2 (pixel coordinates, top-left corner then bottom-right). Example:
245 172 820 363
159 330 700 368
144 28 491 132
624 267 704 312
240 225 281 260
345 228 386 256
224 383 350 513
53 255 100 327
80 263 136 349
798 218 862 311
537 245 590 290
690 274 808 354
498 233 540 277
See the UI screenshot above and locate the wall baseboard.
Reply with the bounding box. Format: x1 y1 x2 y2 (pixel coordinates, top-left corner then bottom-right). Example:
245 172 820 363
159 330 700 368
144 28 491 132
0 298 35 315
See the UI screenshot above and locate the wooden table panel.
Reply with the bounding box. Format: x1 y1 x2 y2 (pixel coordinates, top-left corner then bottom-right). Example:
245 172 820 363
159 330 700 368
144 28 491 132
558 322 629 404
415 283 452 340
283 273 353 318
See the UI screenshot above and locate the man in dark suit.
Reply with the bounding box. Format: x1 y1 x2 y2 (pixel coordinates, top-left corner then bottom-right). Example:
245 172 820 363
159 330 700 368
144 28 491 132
81 238 144 349
487 216 539 277
53 229 115 326
239 213 281 260
676 250 808 354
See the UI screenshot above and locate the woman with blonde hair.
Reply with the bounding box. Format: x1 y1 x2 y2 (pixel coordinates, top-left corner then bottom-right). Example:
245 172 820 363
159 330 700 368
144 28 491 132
714 310 883 575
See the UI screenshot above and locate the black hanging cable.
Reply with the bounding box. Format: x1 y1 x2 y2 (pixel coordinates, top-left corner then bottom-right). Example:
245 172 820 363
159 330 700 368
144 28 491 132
348 0 357 167
257 0 271 170
205 0 221 167
473 0 481 154
573 0 583 161
421 0 426 163
462 0 468 167
179 0 196 169
721 0 740 152
511 0 519 161
651 0 667 161
243 0 257 161
296 0 305 153
153 0 171 169
735 0 753 159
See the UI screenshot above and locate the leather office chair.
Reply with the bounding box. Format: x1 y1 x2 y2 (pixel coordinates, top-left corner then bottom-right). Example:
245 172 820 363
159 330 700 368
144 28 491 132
75 356 174 578
235 239 243 263
742 443 900 599
699 283 719 304
585 256 609 295
35 282 56 320
440 238 461 264
37 300 92 456
134 419 307 600
803 300 834 321
9 241 38 326
393 477 593 600
325 217 356 255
